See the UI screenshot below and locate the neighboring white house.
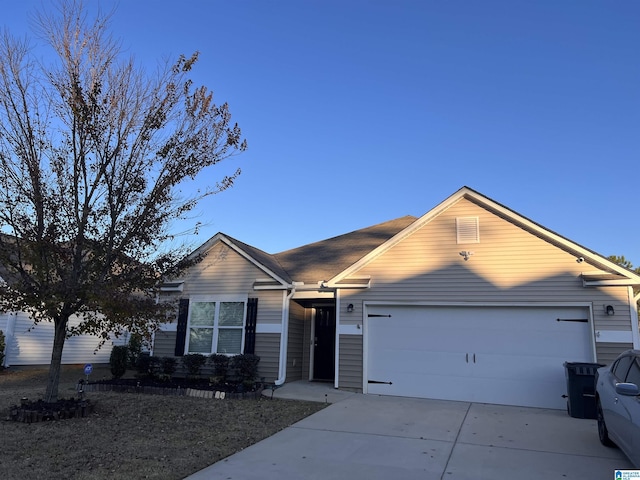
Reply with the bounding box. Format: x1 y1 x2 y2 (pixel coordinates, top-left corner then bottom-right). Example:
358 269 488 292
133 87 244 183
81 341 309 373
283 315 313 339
0 311 127 367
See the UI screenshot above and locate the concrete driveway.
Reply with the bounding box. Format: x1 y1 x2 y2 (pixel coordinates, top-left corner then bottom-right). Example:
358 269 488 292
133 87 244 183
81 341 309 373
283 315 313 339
187 391 632 479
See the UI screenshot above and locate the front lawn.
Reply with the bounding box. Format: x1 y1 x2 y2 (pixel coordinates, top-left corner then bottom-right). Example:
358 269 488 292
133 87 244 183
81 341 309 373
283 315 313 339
0 365 325 480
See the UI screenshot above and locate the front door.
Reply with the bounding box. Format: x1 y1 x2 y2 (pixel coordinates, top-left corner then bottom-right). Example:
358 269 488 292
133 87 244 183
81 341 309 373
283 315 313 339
313 306 335 381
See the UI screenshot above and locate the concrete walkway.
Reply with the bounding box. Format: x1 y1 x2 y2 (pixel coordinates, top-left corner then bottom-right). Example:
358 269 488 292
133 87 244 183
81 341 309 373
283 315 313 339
186 382 632 479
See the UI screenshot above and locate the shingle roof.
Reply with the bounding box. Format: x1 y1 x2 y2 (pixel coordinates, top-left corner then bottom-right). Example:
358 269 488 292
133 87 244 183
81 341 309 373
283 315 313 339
221 235 293 284
271 215 418 284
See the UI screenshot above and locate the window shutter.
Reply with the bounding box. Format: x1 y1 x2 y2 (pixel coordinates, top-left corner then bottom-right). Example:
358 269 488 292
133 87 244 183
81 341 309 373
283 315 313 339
174 298 189 356
243 298 258 355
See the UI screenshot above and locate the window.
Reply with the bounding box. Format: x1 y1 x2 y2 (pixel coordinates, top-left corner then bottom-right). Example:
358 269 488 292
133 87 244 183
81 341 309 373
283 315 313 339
186 298 247 355
624 356 640 386
612 355 634 381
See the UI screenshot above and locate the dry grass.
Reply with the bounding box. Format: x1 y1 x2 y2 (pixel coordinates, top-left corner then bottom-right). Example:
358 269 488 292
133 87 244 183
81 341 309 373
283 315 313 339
0 365 326 480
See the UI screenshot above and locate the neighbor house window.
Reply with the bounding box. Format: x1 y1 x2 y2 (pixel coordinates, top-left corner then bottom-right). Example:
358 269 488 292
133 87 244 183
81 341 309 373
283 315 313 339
186 298 247 355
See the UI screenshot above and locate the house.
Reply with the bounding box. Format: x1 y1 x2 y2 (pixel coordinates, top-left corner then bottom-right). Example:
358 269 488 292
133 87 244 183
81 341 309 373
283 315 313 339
0 312 127 367
152 186 640 409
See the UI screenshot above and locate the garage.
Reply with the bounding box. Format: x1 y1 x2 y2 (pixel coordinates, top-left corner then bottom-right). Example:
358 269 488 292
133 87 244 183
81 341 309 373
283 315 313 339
365 304 594 409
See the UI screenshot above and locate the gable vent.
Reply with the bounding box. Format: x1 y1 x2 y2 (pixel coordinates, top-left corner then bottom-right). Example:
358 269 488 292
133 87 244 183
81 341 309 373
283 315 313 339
456 217 480 244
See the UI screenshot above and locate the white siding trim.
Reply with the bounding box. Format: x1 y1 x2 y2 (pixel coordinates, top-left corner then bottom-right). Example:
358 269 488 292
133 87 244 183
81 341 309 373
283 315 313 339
364 300 595 308
157 322 177 332
335 290 341 389
595 330 634 343
256 323 282 334
629 286 640 348
339 324 362 335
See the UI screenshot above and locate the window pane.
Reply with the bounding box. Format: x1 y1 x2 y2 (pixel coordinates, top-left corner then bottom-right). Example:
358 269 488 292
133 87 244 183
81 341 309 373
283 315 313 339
191 302 215 326
625 358 640 386
219 302 244 326
613 356 633 381
217 329 242 354
189 328 213 353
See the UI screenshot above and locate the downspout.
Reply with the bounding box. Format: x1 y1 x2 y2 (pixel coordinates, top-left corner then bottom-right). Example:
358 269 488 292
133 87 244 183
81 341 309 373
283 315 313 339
334 289 341 389
275 285 296 386
631 287 640 349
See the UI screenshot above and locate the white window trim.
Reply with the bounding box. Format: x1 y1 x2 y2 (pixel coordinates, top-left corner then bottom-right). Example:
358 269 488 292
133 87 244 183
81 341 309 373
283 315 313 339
184 295 248 355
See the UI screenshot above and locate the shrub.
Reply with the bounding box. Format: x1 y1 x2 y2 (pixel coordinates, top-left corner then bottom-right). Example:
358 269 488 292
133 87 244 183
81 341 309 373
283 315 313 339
0 330 5 367
230 354 260 387
109 345 129 379
127 334 143 368
160 357 177 377
182 353 207 377
136 353 160 378
209 354 229 380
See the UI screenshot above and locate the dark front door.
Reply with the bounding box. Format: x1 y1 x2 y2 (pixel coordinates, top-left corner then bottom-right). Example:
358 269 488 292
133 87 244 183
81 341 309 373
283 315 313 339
313 306 336 381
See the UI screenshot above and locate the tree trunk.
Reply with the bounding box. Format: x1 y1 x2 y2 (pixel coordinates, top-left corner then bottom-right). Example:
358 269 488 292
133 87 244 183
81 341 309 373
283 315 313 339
45 317 68 403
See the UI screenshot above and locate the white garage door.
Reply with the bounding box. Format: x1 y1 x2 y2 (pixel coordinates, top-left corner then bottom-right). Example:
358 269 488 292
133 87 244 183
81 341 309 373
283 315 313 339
366 305 594 409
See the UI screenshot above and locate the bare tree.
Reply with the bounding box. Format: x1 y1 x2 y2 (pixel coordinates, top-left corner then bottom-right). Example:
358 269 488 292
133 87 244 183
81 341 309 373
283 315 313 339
0 1 246 401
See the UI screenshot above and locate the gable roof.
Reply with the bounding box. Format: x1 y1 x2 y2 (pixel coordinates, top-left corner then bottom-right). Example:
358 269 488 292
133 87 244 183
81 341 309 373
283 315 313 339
191 216 417 287
329 186 640 286
273 215 418 284
187 186 640 288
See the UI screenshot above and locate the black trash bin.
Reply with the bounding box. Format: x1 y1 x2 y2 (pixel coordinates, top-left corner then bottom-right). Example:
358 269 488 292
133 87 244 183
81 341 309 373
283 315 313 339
563 362 604 419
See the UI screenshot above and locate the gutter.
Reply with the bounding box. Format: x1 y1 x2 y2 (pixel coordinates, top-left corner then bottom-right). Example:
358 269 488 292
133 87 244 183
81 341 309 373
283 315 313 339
274 284 297 386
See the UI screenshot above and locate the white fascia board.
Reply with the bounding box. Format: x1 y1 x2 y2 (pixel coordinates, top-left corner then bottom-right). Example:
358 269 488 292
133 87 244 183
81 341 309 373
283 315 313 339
220 236 290 286
583 279 639 287
253 285 289 290
160 280 185 292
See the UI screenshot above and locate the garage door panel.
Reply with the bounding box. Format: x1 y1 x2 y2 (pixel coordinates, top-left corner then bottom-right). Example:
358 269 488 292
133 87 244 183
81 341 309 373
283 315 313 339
366 305 593 409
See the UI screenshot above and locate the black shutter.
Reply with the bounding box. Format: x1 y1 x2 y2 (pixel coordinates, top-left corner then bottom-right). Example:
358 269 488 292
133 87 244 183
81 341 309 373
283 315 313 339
244 298 258 354
174 298 189 356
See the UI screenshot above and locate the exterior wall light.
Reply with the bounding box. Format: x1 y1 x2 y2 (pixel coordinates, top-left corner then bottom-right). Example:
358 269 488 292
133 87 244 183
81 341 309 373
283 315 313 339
347 304 354 313
605 305 615 316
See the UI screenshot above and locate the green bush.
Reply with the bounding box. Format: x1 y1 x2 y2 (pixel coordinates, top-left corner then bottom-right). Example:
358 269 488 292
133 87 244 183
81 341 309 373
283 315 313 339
182 353 207 377
136 353 160 378
209 354 229 380
160 357 177 377
109 345 129 379
230 354 260 386
127 334 143 368
0 330 5 367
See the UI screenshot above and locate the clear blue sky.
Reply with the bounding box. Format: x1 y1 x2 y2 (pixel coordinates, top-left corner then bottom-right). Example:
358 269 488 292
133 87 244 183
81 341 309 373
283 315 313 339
3 1 639 265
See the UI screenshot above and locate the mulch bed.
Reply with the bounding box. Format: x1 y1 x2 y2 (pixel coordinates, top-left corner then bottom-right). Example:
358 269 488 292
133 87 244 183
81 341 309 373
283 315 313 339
82 378 265 399
7 397 94 423
7 377 267 424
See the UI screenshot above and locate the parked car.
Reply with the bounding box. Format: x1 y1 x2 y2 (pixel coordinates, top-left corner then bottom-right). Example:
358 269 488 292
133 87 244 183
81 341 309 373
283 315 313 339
595 349 640 467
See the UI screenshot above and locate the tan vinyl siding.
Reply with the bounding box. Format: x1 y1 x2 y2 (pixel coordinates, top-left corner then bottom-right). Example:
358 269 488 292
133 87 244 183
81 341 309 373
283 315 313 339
155 242 286 357
287 302 305 381
153 330 177 358
181 243 269 296
337 198 637 384
596 342 634 366
346 199 633 324
339 334 363 391
255 333 280 382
